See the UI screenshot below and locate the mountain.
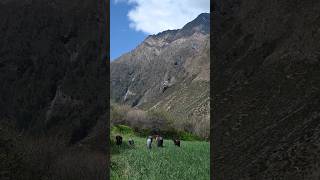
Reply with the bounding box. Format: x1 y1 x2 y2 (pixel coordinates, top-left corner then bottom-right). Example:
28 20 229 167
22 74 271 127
0 0 107 142
213 0 320 179
0 0 107 179
111 13 210 137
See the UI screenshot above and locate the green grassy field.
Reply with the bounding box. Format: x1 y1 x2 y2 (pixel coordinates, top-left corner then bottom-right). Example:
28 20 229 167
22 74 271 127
111 135 210 180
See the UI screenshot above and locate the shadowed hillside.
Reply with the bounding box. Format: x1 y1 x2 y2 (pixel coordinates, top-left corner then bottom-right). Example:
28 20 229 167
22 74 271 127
0 0 108 179
213 0 320 179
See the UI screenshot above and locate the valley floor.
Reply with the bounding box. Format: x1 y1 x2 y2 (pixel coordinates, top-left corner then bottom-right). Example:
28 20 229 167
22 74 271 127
111 136 210 180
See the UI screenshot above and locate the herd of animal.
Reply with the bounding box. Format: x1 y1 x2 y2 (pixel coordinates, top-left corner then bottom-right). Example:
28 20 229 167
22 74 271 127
115 135 181 149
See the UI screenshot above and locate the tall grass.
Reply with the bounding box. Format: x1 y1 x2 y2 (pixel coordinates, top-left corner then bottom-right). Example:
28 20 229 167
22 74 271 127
110 104 210 179
111 136 210 180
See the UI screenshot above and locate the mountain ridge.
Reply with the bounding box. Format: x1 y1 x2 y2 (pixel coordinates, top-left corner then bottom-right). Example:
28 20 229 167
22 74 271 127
111 13 210 137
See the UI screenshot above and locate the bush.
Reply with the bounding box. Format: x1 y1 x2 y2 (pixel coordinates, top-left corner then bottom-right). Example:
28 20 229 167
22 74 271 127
179 131 202 141
192 115 210 139
125 109 149 128
110 104 131 124
111 125 134 136
110 103 208 140
146 109 175 128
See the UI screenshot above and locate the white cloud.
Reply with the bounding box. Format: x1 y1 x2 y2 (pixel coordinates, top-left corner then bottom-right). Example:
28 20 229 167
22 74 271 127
122 0 210 34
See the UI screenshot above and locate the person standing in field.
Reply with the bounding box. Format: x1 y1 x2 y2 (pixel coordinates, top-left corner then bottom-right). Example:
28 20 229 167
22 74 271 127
158 135 164 147
128 138 134 146
115 135 123 146
173 138 180 147
156 135 163 147
155 135 159 145
147 136 152 149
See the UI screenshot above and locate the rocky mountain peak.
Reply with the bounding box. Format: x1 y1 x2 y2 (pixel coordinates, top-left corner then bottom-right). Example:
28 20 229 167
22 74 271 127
145 13 210 44
178 12 210 37
182 13 210 31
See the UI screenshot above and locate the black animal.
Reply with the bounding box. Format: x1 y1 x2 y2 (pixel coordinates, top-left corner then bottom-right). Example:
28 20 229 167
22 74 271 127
173 139 180 147
116 135 123 146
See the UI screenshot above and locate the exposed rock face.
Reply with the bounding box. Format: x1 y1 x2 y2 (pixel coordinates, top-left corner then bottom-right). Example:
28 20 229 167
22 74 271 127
213 0 320 179
111 13 210 135
0 0 107 144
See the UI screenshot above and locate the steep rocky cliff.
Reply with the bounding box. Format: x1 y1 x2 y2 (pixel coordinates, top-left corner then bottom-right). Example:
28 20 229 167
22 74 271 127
111 13 210 136
213 0 320 179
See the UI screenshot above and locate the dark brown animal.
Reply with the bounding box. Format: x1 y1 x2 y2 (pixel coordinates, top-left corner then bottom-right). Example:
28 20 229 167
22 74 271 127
116 135 123 146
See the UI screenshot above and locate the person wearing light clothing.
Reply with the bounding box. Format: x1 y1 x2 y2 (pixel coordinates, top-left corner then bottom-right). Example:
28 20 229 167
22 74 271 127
147 136 152 149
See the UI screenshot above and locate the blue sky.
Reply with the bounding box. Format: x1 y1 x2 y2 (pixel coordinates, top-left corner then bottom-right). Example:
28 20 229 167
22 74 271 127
110 0 210 61
110 1 147 60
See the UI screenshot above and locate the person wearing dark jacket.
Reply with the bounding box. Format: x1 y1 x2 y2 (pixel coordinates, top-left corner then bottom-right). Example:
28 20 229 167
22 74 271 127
116 135 123 146
173 138 180 147
128 138 134 146
157 136 164 147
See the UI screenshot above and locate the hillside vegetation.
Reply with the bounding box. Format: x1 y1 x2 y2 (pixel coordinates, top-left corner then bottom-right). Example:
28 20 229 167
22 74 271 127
111 103 206 140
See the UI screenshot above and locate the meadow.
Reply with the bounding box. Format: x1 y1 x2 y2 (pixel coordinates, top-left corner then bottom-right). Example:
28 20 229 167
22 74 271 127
110 127 210 180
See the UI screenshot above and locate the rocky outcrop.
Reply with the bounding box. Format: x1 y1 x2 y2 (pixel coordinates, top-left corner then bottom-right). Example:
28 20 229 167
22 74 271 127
213 0 320 179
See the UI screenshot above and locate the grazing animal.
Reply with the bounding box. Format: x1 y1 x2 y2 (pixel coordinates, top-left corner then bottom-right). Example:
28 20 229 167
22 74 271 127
147 136 152 149
116 135 123 146
128 138 134 146
173 139 180 147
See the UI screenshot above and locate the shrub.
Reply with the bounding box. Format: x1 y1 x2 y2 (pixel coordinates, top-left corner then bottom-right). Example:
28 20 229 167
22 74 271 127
146 109 175 128
110 104 131 124
125 109 149 128
179 131 202 141
110 103 209 140
111 125 134 136
192 115 210 139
